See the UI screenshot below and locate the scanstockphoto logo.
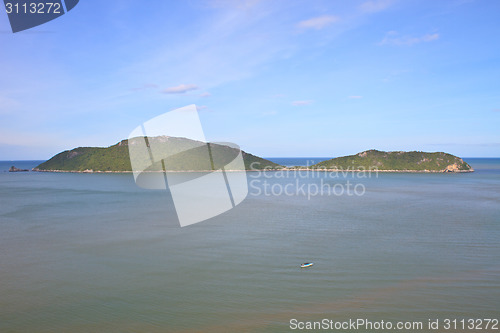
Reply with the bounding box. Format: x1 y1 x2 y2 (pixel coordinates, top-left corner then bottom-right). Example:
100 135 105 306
3 0 79 33
128 105 248 227
248 162 378 200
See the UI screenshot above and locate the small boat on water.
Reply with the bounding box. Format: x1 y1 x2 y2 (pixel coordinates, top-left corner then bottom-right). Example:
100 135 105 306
300 262 314 268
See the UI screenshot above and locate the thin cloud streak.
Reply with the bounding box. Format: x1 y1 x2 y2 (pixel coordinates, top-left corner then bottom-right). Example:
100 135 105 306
379 31 439 46
291 100 313 106
359 0 394 13
297 15 339 30
126 2 297 94
162 84 199 94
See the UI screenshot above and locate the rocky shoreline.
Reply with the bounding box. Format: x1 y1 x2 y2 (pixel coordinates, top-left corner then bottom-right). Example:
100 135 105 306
31 167 474 174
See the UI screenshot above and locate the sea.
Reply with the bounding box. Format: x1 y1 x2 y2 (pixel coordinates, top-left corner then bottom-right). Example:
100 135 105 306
0 158 499 332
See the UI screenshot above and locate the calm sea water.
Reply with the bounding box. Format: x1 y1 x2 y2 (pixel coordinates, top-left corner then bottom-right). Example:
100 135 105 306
0 159 499 332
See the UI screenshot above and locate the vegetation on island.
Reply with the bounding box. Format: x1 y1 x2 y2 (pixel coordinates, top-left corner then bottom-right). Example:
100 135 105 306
34 141 473 173
312 150 473 172
34 136 282 172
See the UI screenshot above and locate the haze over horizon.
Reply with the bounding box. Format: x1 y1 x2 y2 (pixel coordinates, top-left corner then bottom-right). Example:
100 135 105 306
1 0 499 159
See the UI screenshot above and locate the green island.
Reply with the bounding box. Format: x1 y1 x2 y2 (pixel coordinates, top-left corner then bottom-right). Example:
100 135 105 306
34 136 282 172
33 138 473 173
311 149 473 172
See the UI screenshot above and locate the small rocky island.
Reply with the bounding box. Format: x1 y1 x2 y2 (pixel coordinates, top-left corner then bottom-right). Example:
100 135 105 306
9 166 29 172
312 150 473 172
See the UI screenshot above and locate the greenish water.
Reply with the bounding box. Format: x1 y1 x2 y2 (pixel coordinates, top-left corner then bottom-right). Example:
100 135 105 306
0 159 499 332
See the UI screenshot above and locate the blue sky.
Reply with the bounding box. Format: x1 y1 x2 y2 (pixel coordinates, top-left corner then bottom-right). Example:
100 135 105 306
1 0 499 159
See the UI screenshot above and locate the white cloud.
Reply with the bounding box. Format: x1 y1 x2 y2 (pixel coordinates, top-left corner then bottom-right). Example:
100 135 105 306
292 100 313 106
359 0 394 13
162 84 199 94
199 92 211 97
379 31 440 46
493 109 500 112
196 105 208 111
297 15 339 30
348 95 363 99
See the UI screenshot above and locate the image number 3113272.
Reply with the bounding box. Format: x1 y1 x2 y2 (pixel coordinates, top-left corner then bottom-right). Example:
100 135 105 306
3 0 79 33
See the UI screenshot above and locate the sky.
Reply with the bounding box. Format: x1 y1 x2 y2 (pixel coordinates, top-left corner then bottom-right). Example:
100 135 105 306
0 0 499 160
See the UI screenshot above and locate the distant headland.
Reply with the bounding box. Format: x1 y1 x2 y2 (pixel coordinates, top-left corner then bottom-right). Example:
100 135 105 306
32 137 473 173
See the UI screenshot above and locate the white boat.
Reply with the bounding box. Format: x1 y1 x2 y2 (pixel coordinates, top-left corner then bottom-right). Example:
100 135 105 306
300 262 314 268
